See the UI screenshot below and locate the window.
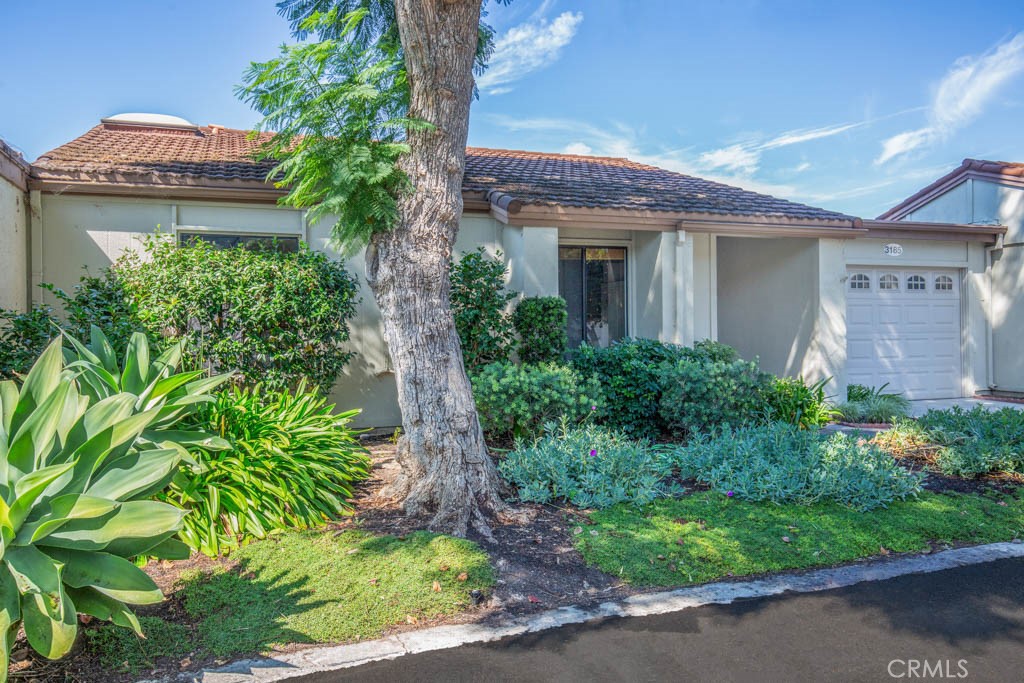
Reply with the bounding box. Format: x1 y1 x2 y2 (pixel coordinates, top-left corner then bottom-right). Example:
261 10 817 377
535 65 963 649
935 275 954 292
879 274 899 290
907 275 927 291
849 273 871 290
559 246 627 349
177 231 299 253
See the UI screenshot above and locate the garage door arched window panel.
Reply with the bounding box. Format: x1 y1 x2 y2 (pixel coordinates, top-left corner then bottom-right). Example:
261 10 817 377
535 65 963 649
935 275 954 292
906 275 927 291
849 273 871 290
879 274 899 290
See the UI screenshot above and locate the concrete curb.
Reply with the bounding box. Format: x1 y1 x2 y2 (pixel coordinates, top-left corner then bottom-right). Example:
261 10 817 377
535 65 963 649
145 541 1024 683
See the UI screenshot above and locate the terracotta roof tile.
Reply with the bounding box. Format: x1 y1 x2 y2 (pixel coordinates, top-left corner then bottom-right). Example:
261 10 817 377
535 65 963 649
33 123 852 222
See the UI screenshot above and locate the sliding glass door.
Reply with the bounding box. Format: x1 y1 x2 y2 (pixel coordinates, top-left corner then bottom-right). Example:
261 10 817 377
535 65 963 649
558 246 627 349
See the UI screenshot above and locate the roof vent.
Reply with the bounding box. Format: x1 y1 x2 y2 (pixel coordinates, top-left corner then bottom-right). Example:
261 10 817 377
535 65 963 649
100 113 199 134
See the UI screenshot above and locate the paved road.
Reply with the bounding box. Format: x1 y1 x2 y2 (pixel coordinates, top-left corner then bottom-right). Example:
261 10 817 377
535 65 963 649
296 557 1024 682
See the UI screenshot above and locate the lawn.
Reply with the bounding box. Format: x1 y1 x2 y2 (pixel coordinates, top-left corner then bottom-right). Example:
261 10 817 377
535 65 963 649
575 489 1024 586
85 530 494 674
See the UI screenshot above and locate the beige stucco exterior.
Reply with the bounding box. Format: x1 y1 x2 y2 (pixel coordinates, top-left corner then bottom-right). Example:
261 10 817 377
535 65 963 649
0 142 29 312
897 176 1023 393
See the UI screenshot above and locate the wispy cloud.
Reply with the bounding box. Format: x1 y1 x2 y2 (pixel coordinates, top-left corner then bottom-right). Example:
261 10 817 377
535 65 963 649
876 32 1024 164
477 11 583 96
698 122 863 175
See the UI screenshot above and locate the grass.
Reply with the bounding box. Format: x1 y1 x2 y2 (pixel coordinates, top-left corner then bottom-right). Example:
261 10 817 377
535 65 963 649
575 490 1024 586
86 529 494 671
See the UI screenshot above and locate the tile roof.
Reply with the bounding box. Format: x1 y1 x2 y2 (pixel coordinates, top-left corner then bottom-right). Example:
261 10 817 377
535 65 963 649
878 158 1024 219
33 122 853 222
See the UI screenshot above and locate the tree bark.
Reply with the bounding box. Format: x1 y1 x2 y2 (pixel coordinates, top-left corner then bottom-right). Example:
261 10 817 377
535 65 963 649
365 0 507 538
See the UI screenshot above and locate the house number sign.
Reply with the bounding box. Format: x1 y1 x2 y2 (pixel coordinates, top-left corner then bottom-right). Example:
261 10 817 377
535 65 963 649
883 243 904 257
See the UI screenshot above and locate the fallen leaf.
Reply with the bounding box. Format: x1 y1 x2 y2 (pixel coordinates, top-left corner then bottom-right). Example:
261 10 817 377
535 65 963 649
573 526 583 535
879 546 890 556
457 572 469 582
675 538 685 546
657 554 665 560
432 581 442 593
527 595 541 604
346 548 359 555
438 564 450 572
368 578 378 586
406 615 418 625
781 536 791 543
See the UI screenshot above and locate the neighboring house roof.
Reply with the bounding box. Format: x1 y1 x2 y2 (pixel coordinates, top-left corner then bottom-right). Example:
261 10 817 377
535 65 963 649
879 158 1024 220
32 120 853 225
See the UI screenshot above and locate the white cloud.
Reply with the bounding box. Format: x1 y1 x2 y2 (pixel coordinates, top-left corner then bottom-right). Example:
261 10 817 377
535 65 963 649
699 122 863 175
477 11 583 95
563 141 593 155
876 32 1024 164
792 161 812 173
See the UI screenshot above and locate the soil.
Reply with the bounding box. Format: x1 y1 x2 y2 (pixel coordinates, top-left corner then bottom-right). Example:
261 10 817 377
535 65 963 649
9 435 1023 683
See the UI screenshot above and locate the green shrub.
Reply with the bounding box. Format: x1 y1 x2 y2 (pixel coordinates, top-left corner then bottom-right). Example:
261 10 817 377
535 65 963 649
499 421 670 508
917 405 1024 478
0 335 224 668
659 357 771 436
847 383 875 402
471 361 604 441
764 376 839 429
667 422 923 510
109 235 359 394
837 395 911 424
450 248 517 372
513 296 568 364
571 338 690 438
165 384 371 556
0 305 57 379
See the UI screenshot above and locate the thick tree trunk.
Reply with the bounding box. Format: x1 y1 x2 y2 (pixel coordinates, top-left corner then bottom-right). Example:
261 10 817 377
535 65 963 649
365 0 508 538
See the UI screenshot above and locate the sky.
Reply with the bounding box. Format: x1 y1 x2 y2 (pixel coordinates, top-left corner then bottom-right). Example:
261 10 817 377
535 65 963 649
2 0 1024 218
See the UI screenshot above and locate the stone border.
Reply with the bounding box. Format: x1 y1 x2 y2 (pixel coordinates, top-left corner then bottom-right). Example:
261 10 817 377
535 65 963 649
145 541 1024 683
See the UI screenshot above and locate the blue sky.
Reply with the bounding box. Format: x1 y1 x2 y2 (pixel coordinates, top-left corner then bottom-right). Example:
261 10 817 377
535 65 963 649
2 0 1023 217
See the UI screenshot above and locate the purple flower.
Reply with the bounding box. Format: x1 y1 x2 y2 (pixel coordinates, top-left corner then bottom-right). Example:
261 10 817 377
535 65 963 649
591 406 597 411
726 491 734 497
589 449 597 457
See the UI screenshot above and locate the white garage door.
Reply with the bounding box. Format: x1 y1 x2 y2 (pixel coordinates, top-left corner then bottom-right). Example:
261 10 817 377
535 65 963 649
846 268 962 400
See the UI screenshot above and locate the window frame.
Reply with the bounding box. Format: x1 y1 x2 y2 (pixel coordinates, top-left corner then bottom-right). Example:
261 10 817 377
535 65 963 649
879 273 900 291
849 273 871 290
558 242 631 349
906 274 927 292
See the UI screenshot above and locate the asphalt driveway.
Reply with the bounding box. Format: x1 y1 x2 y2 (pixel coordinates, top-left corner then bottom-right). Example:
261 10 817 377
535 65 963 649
294 556 1024 682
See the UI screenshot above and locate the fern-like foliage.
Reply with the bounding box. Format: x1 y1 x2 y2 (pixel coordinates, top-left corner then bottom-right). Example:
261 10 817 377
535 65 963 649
238 9 426 251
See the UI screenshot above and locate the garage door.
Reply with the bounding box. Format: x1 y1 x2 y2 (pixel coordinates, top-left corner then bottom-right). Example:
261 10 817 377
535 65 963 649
846 268 962 400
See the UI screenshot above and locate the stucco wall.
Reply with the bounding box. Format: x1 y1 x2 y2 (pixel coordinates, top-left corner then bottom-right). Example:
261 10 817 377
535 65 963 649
0 143 29 312
902 177 1024 392
716 236 819 378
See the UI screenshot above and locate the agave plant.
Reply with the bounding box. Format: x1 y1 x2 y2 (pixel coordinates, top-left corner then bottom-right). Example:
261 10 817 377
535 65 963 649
1 334 228 675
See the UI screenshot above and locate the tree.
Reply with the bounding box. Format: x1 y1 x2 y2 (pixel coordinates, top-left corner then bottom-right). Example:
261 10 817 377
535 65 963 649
240 1 512 537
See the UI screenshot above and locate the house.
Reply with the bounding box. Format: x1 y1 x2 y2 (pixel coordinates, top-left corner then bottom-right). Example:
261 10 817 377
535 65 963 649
881 159 1024 398
6 113 1006 426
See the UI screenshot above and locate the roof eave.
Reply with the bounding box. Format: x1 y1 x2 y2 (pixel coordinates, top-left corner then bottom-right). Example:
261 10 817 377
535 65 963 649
861 219 1006 243
878 160 1024 220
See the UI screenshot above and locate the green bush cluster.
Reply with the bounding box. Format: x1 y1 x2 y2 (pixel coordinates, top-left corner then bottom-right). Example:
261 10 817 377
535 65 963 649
450 248 517 372
570 338 690 438
117 236 359 394
470 361 604 441
499 421 671 508
837 383 911 424
165 383 371 556
658 357 771 436
763 376 839 429
0 236 360 395
513 296 568 364
916 405 1024 478
666 422 923 511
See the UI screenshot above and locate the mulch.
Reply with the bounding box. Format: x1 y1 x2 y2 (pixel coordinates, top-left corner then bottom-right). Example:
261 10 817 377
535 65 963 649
9 433 1024 683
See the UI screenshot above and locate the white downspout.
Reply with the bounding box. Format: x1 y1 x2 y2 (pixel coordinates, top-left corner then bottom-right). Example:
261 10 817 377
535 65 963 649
984 233 1002 390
